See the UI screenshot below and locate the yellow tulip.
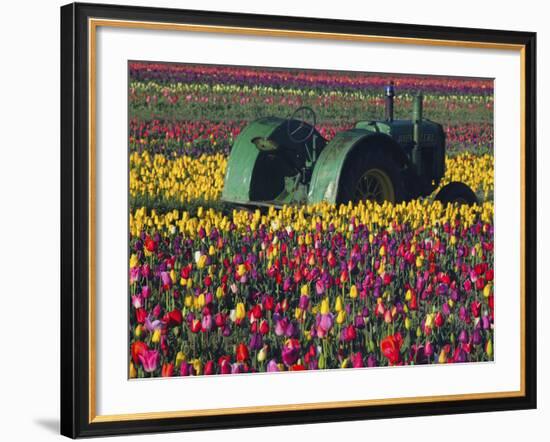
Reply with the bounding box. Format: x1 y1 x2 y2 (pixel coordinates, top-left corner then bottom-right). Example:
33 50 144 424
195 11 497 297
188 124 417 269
129 362 137 378
335 296 343 312
129 254 139 268
152 329 161 343
320 298 330 315
192 358 202 375
237 264 247 277
175 351 186 368
236 302 246 320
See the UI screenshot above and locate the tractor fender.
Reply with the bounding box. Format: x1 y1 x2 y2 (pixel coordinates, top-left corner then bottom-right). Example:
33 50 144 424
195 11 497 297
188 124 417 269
307 129 408 204
221 117 284 204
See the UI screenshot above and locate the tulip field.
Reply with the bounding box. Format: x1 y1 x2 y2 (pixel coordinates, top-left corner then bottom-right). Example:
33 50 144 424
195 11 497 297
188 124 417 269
128 62 494 378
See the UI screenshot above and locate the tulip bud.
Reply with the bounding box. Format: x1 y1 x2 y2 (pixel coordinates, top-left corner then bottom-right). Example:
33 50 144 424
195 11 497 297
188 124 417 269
350 284 358 299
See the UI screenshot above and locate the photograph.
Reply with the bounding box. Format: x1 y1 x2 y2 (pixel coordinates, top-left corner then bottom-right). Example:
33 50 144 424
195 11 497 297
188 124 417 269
128 62 495 378
57 2 538 437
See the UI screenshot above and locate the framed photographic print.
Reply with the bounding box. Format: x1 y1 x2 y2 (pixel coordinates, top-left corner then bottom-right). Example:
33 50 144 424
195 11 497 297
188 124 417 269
60 2 537 438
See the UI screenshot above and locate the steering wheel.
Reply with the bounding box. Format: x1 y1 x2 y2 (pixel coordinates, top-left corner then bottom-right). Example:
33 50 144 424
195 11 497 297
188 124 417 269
286 106 317 143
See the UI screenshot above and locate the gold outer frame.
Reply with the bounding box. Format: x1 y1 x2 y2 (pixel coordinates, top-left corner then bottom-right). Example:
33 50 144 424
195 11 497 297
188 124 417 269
87 18 527 424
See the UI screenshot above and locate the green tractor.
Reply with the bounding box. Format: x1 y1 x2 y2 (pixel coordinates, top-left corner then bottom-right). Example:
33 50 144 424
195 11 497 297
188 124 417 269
221 83 477 208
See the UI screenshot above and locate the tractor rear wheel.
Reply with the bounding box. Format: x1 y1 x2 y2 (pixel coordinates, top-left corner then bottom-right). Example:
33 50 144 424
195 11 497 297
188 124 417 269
337 149 404 205
435 182 478 205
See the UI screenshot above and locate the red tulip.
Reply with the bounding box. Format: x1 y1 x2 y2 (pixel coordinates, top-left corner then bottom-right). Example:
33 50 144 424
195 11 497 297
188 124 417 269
190 319 202 333
131 341 148 365
135 308 147 324
290 364 306 371
164 309 182 327
380 333 403 365
471 301 481 318
161 362 174 377
144 236 156 252
204 360 215 375
259 319 269 335
218 355 231 374
434 312 444 328
236 343 249 362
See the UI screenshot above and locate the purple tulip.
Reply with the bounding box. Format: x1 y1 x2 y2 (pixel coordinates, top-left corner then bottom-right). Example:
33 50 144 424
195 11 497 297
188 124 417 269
458 329 469 343
145 316 162 332
354 315 365 329
367 355 377 367
281 341 300 366
472 329 482 345
249 333 262 350
274 317 288 336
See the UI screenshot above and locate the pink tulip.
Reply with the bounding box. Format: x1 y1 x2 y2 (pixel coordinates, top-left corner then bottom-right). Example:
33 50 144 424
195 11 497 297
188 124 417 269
138 350 159 373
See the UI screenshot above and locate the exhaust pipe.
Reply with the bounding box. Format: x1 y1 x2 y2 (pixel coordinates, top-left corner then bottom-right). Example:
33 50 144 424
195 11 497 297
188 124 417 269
411 92 424 176
413 93 423 145
385 82 395 121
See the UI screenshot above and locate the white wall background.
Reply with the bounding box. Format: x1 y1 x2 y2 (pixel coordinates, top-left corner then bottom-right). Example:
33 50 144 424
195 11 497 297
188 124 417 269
0 0 546 439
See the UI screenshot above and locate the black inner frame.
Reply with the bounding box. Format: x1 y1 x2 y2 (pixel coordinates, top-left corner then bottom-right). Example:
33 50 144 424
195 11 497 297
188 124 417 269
60 2 537 438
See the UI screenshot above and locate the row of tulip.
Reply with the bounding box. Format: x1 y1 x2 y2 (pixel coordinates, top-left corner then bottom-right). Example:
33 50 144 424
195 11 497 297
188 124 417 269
129 201 494 377
129 119 493 157
129 81 493 124
129 152 494 208
129 62 494 95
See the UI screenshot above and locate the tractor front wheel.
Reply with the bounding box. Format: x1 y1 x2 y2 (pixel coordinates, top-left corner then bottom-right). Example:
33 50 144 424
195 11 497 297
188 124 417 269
435 182 478 205
337 149 404 205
